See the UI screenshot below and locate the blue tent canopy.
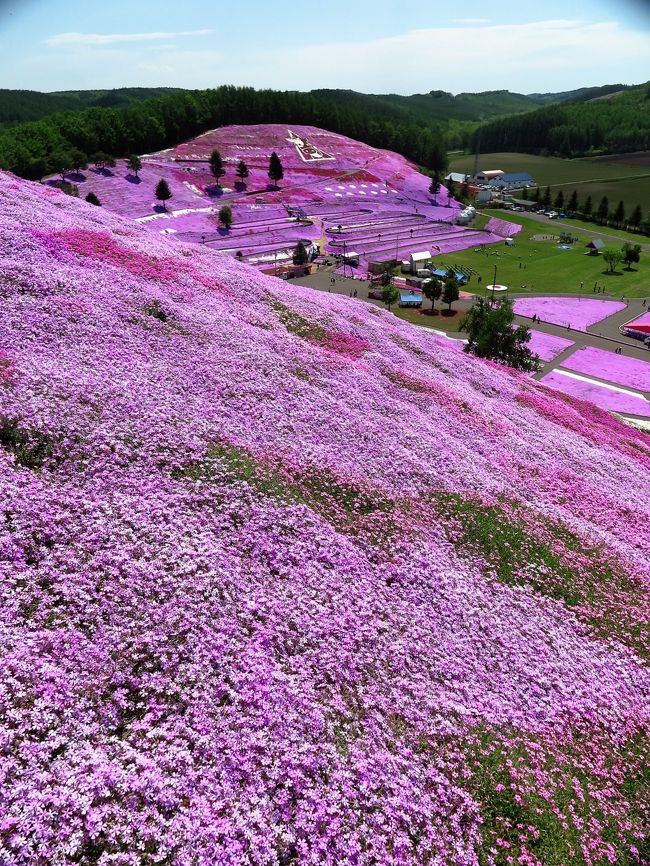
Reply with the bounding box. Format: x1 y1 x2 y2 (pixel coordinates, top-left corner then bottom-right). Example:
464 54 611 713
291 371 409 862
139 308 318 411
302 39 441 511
399 291 422 306
432 268 466 281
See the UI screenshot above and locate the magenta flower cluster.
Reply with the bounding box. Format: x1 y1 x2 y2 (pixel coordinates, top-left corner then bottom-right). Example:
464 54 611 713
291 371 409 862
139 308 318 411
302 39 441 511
0 172 649 865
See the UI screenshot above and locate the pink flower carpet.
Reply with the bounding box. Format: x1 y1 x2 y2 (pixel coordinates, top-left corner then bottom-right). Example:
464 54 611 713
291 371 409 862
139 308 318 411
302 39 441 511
0 171 649 865
513 296 626 331
49 124 511 273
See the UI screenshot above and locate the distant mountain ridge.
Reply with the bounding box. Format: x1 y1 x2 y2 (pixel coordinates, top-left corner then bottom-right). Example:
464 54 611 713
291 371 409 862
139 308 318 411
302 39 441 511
0 82 642 129
0 87 183 126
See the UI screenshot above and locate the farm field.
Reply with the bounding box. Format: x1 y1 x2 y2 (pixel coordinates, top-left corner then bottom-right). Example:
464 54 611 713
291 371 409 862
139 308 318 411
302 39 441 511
449 150 650 185
449 151 650 210
435 210 649 298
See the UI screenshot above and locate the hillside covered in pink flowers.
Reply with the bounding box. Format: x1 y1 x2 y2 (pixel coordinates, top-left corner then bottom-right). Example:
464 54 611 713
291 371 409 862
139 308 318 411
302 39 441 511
0 171 649 866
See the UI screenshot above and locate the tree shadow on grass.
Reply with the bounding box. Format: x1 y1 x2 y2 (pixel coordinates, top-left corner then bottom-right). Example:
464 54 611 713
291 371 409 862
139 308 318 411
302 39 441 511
125 174 142 184
207 184 224 198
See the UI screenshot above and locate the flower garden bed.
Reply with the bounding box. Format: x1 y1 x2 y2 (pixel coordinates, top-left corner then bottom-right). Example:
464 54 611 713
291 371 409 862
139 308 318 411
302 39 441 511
561 345 650 392
526 328 575 362
541 369 650 417
513 296 626 331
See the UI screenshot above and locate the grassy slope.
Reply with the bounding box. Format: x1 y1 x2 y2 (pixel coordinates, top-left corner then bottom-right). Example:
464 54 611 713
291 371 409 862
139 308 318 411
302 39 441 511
433 211 648 298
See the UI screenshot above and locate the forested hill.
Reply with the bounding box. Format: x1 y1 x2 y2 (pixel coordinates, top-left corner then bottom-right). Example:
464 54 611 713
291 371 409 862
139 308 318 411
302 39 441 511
0 87 183 126
526 83 630 106
473 82 650 157
310 89 541 122
0 86 448 181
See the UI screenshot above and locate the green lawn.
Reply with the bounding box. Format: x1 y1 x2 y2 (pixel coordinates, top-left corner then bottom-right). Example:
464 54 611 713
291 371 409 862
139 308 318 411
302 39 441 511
434 212 648 298
392 306 466 331
449 152 650 211
449 151 649 185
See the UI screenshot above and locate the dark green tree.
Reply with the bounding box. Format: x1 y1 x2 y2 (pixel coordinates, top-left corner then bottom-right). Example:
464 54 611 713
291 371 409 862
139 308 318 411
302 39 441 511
429 174 440 203
567 189 579 213
268 151 284 186
59 182 79 197
628 204 643 229
542 186 552 207
235 160 249 186
553 189 564 211
69 148 87 175
209 149 225 184
622 242 641 270
612 200 625 226
531 187 541 203
292 240 309 265
91 152 115 172
155 178 172 210
382 284 400 311
602 248 622 273
583 195 593 217
423 278 442 313
218 204 233 229
461 297 539 372
442 277 460 311
126 154 142 177
521 187 528 200
596 196 609 223
85 191 101 206
53 151 72 181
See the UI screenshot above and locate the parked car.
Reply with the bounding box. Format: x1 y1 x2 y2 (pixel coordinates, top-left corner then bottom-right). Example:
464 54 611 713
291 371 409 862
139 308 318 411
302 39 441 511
368 288 384 300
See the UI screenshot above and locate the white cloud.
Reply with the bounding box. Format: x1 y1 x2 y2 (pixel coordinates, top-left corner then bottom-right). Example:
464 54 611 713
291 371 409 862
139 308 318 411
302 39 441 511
21 18 650 95
244 19 650 94
45 29 214 47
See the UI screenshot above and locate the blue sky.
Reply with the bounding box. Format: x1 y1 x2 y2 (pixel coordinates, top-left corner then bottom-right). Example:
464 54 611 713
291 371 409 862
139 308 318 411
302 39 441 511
0 0 648 94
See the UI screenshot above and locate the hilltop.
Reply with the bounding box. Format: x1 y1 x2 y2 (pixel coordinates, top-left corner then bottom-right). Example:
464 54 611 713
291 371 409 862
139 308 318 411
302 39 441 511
57 123 505 271
0 171 649 864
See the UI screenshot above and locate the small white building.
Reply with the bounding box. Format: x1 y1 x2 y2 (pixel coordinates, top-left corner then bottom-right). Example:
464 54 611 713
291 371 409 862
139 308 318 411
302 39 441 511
409 250 431 274
444 172 467 184
474 169 504 183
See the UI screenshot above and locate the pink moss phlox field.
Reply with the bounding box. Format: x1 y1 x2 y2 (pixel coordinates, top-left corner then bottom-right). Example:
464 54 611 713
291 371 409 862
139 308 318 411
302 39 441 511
0 171 649 865
630 310 650 327
561 346 650 392
540 371 650 418
47 124 508 269
513 296 626 331
484 217 523 239
525 329 574 362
